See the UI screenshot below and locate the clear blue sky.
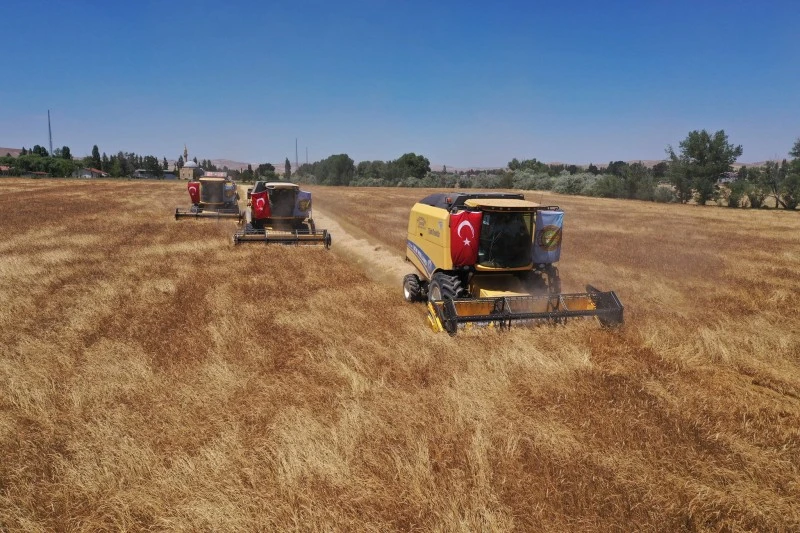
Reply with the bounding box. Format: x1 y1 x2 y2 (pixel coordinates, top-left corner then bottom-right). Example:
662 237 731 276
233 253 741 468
2 0 798 167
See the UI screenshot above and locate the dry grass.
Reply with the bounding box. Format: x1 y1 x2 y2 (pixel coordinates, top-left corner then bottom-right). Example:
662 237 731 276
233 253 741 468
1 179 799 531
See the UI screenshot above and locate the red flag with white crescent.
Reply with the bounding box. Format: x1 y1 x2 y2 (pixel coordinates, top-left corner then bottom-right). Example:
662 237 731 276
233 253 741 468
187 181 200 204
450 210 481 266
251 190 270 219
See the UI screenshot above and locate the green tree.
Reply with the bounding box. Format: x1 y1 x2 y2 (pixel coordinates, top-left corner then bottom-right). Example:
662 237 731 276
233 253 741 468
256 163 277 180
666 129 742 205
110 157 122 177
395 152 430 180
143 155 163 177
284 158 292 180
177 155 184 170
162 157 169 170
61 146 72 160
784 139 800 209
652 162 669 179
91 145 101 168
762 145 800 210
102 152 109 172
606 161 628 177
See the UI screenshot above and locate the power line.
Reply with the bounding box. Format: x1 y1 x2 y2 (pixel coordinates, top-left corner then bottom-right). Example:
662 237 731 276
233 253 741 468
47 110 53 155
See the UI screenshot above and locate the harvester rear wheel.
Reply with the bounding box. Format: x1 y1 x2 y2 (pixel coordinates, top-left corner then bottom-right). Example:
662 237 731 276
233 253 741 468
403 274 423 302
427 272 463 303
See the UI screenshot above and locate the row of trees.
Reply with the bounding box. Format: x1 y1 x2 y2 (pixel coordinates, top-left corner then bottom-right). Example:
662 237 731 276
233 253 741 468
287 131 799 210
295 152 431 186
5 133 799 209
2 144 171 178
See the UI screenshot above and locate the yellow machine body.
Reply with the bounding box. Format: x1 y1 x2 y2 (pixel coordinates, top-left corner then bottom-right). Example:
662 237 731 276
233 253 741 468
403 192 623 335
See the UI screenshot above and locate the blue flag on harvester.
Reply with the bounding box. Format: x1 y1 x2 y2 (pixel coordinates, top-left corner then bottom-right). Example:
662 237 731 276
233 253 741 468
532 210 563 264
293 190 312 217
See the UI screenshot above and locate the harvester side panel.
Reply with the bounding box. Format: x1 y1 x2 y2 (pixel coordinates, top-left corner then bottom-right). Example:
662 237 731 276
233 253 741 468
406 203 453 280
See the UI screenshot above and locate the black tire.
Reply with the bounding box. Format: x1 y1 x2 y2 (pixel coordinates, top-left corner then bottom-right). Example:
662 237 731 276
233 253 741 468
427 272 464 303
324 232 332 249
403 274 422 302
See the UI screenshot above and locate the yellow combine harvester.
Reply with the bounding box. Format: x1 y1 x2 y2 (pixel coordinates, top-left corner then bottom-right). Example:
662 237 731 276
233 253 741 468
175 173 242 220
233 182 331 248
403 192 623 335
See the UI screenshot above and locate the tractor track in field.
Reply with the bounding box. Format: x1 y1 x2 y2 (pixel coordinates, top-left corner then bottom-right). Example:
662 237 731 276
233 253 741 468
311 207 416 286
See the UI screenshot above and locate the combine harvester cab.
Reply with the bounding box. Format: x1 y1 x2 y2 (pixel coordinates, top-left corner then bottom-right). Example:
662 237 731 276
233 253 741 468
175 172 242 220
232 181 332 248
403 192 623 335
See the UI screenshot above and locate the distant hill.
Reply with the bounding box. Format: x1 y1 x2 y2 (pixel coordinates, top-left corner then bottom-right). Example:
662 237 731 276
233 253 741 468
0 147 22 157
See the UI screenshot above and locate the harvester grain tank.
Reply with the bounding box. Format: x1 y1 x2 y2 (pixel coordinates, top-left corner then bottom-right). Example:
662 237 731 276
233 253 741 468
232 181 332 248
403 192 623 334
175 172 242 220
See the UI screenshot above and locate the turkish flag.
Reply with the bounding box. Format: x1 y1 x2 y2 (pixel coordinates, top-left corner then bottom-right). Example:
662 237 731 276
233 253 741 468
251 190 271 219
187 181 200 204
450 210 481 266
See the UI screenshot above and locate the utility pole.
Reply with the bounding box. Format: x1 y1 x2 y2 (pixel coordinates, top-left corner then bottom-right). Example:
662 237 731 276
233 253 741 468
47 110 53 156
295 138 298 171
306 147 308 165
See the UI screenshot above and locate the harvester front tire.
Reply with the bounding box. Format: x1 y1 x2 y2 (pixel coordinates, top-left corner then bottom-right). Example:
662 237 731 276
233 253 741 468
403 274 422 302
546 265 562 294
427 272 463 303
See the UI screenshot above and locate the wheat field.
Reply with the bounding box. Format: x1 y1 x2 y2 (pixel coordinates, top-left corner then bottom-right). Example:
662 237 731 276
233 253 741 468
1 178 799 532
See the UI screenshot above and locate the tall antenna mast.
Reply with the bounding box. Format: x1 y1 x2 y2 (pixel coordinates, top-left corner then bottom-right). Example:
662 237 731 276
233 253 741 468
48 110 53 155
305 147 308 165
295 138 298 171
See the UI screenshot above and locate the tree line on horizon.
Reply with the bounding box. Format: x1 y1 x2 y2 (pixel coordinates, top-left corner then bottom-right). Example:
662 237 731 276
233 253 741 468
289 131 799 209
2 144 169 178
3 132 799 209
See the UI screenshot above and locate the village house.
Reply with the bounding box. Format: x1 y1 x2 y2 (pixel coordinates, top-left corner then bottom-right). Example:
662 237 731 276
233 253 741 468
72 167 109 179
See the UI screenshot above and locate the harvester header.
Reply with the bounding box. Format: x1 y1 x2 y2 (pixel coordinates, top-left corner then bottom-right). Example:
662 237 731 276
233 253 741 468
403 192 623 334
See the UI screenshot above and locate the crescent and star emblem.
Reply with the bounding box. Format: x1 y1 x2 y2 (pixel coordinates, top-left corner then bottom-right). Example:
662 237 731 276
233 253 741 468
189 186 197 195
255 197 265 210
456 219 475 246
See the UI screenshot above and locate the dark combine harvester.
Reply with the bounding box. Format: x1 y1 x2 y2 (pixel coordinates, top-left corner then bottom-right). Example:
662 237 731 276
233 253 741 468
175 173 242 220
233 182 331 248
